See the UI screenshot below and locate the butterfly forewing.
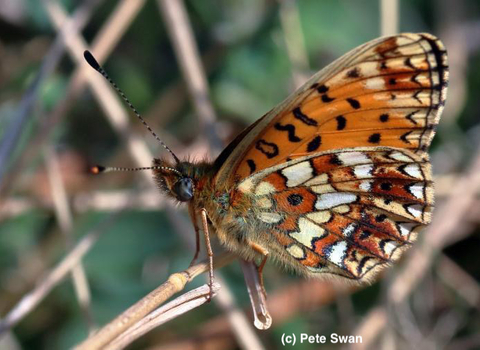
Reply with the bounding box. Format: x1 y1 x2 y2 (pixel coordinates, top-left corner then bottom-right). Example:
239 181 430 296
215 33 447 183
235 148 433 280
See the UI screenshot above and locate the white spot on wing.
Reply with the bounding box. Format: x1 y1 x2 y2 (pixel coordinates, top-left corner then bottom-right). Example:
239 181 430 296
282 161 313 187
337 151 371 166
364 77 385 90
307 211 332 224
390 151 413 162
398 223 418 237
289 218 325 248
406 204 423 218
327 241 348 266
408 183 424 199
259 212 282 224
333 205 351 214
315 193 357 210
403 164 422 179
311 184 335 194
359 180 373 192
383 240 398 256
342 223 357 237
255 181 275 196
353 164 374 178
304 173 328 186
238 178 254 193
286 244 305 259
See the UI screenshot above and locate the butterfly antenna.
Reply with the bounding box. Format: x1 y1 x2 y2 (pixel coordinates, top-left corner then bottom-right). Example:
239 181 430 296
91 165 183 177
83 50 180 164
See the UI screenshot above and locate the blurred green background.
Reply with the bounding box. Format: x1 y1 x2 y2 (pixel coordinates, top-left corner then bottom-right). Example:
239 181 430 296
1 0 479 349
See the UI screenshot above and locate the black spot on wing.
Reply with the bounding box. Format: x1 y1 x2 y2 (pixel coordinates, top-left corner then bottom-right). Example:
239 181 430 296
321 94 335 103
336 116 346 130
368 133 381 144
246 159 256 174
380 182 393 191
346 67 361 78
307 135 322 152
379 113 389 122
316 84 329 93
287 193 303 206
347 98 361 109
404 57 415 69
400 131 413 144
256 140 279 159
293 107 318 126
405 110 419 125
274 123 302 142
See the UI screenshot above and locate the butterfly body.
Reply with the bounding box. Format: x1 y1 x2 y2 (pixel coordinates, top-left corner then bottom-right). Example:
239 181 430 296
147 33 447 285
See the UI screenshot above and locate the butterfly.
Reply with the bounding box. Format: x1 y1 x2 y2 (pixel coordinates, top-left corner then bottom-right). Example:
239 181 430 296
86 32 447 295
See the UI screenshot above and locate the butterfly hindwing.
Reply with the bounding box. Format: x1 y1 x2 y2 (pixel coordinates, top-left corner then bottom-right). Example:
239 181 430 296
235 148 432 280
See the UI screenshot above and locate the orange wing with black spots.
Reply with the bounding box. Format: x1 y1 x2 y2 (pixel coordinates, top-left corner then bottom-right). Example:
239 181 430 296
215 33 448 184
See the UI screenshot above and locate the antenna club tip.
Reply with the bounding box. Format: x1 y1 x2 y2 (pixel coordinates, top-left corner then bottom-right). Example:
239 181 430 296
90 165 105 174
84 50 100 71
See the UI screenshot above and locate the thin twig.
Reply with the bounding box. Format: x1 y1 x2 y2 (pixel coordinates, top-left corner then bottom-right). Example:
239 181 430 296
107 283 222 349
380 0 399 36
0 223 110 335
75 252 235 350
278 0 310 87
44 145 95 332
157 0 223 153
0 0 146 202
155 278 356 350
0 0 100 190
45 1 154 184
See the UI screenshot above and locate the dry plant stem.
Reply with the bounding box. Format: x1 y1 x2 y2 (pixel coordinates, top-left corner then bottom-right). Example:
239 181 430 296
278 0 310 87
155 279 356 350
157 0 222 152
0 229 101 335
0 0 99 194
0 0 147 202
44 145 94 331
355 147 480 348
212 274 267 350
380 0 399 36
107 283 222 350
240 261 272 330
75 252 235 350
45 0 154 182
437 255 480 309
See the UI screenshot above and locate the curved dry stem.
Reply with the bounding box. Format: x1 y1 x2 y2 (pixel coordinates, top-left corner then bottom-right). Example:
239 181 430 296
75 252 235 350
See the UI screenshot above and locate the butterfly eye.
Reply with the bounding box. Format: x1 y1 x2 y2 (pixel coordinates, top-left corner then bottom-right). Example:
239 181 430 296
173 178 194 202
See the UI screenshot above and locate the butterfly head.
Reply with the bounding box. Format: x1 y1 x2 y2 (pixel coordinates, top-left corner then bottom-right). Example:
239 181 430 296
152 158 196 202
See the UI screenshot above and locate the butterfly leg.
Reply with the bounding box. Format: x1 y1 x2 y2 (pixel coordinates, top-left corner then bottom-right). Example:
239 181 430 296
248 241 269 299
187 204 201 267
200 208 215 301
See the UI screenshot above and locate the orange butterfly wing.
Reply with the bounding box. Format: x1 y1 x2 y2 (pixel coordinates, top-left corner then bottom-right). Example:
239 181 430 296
215 33 447 184
211 33 447 281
